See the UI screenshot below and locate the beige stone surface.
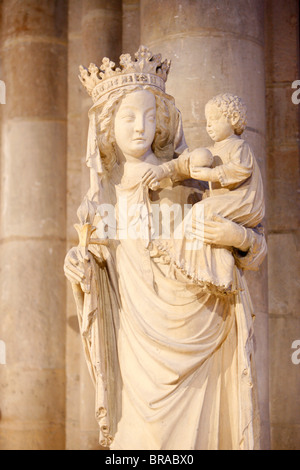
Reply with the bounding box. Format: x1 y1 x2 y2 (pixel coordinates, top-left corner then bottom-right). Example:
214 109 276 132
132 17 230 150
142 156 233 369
265 0 300 451
2 43 67 119
245 261 269 314
141 0 264 43
0 240 66 365
65 0 84 451
268 233 300 316
266 86 299 146
0 424 65 451
79 355 100 449
269 315 300 425
271 425 300 451
0 121 66 239
122 0 140 55
265 0 299 83
82 0 122 65
1 0 67 40
267 148 299 232
0 0 68 451
0 367 65 422
251 310 270 450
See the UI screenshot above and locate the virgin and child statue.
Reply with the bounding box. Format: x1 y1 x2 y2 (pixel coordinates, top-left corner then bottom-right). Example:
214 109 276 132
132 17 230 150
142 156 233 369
64 46 266 450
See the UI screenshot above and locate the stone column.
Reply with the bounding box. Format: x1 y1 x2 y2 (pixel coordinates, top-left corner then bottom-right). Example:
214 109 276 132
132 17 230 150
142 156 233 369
141 0 270 449
0 0 3 176
265 0 300 450
81 0 123 194
122 0 140 56
65 0 84 451
0 0 68 450
65 0 122 450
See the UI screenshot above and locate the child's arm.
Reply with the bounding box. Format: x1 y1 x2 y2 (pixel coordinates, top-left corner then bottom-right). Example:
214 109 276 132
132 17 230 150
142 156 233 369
142 147 214 190
215 143 253 187
191 142 253 187
190 166 220 183
142 160 176 190
142 150 191 190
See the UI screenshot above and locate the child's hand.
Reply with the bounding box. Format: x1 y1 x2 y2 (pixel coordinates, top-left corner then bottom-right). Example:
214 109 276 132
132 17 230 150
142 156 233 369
189 147 219 182
142 166 166 190
190 166 215 182
188 148 215 181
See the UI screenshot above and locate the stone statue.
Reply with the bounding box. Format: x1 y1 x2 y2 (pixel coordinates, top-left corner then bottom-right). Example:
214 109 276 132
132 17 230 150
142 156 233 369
64 46 267 450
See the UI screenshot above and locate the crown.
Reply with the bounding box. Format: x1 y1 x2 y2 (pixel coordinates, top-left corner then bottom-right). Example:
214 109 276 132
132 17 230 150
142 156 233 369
79 45 171 103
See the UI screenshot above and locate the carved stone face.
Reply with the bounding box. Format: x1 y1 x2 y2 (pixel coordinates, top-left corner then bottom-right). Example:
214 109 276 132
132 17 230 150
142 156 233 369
114 89 156 160
205 103 234 142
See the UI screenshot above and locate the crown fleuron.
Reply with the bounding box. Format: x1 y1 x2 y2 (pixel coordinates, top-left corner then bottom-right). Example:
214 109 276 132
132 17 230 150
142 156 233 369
79 45 171 103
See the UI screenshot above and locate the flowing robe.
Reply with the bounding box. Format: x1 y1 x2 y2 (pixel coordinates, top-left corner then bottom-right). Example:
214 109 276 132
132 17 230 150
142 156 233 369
74 175 266 451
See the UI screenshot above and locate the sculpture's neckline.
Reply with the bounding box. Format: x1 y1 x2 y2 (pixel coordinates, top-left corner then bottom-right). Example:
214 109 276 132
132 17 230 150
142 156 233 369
110 152 159 186
213 134 241 150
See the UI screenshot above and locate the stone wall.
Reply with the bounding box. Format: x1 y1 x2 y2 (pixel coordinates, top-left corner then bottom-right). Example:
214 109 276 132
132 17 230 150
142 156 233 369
0 0 299 450
265 0 300 450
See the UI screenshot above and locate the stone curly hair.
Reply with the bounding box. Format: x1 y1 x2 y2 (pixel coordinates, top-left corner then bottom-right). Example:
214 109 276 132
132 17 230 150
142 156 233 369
206 93 247 135
93 85 182 172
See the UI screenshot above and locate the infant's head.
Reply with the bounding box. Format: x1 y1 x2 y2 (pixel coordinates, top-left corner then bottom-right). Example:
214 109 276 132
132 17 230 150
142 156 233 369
205 93 247 140
190 147 214 168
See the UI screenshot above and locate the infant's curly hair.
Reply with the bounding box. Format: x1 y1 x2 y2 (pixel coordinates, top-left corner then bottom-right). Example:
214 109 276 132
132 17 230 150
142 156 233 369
207 93 247 135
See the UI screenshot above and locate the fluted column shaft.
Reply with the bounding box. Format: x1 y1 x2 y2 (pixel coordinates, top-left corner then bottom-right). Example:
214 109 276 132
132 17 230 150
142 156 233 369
0 0 68 450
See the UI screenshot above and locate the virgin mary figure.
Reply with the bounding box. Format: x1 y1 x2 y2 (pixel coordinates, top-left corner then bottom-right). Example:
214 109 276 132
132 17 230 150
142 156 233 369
64 46 267 450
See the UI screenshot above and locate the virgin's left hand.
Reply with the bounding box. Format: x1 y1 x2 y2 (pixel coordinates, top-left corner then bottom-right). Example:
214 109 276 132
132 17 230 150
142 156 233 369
191 213 250 251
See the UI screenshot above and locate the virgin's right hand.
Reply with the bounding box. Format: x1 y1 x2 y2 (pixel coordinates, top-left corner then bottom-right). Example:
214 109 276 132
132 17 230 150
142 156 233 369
64 246 91 285
142 166 166 190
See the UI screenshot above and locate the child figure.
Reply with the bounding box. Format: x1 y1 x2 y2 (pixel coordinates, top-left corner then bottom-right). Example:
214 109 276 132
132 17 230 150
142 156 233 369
142 93 265 295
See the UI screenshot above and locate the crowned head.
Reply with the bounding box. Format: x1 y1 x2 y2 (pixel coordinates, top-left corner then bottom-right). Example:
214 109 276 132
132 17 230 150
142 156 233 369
79 46 185 172
79 45 171 105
